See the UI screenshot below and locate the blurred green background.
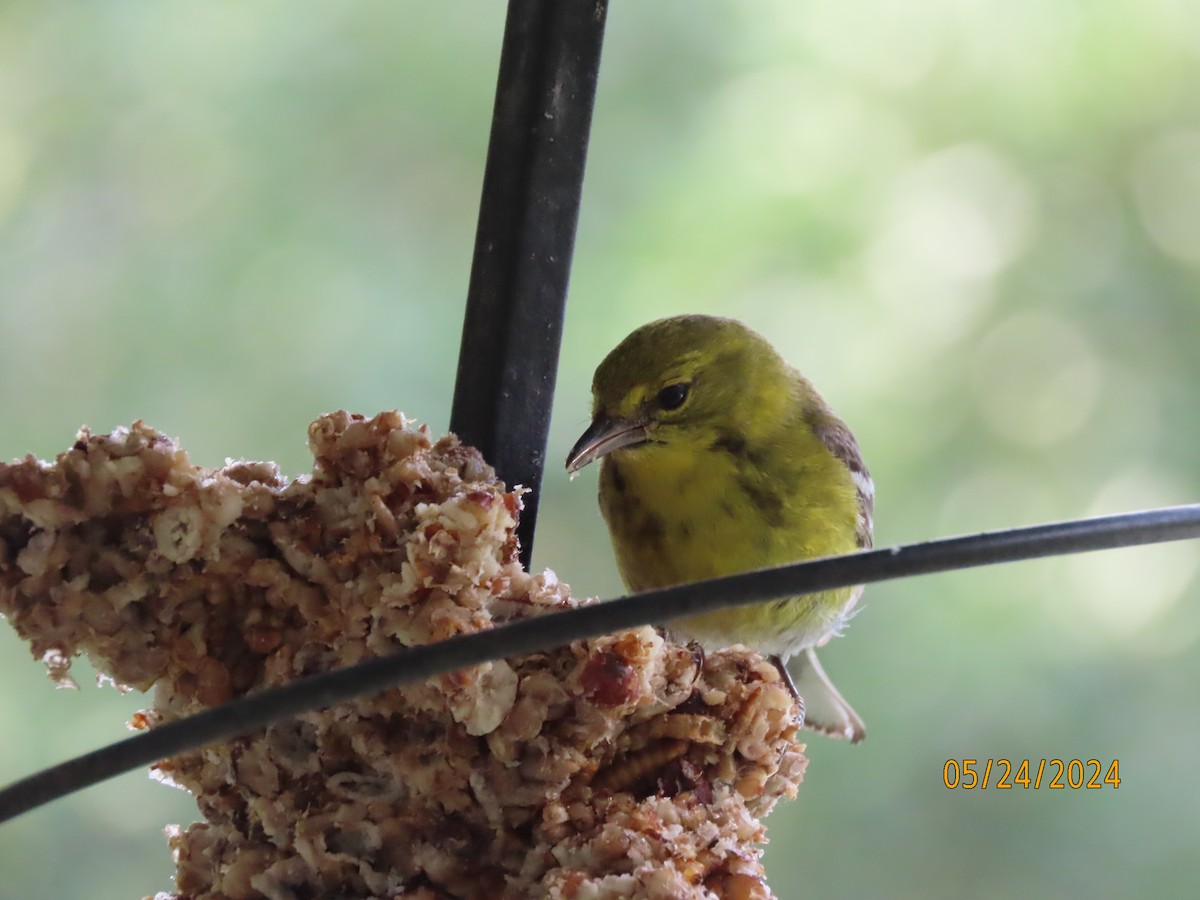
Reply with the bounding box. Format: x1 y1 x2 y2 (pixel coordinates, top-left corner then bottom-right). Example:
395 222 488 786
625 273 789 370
2 1 1199 897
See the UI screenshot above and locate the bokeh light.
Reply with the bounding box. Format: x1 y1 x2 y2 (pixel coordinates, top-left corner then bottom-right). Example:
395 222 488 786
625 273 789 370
2 2 1199 898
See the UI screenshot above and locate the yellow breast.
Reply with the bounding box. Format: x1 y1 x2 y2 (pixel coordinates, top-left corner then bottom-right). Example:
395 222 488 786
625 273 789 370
598 425 861 656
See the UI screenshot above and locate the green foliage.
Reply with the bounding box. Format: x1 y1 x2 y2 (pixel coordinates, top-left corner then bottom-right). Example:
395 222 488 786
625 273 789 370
2 1 1198 897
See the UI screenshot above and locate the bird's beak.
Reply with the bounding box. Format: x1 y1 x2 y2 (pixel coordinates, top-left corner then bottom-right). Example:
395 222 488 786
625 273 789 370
565 414 648 474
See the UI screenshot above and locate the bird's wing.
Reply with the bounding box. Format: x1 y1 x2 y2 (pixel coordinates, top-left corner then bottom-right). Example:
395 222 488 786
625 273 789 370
791 647 866 743
811 417 874 550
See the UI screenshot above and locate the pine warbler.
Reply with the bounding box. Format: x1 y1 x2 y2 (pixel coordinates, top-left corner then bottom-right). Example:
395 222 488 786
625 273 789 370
566 315 872 742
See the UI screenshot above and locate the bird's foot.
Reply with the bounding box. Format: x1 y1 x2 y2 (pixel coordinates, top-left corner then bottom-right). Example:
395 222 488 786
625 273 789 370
769 654 805 725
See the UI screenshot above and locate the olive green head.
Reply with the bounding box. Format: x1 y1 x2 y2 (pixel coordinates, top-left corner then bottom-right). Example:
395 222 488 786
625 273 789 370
565 315 799 472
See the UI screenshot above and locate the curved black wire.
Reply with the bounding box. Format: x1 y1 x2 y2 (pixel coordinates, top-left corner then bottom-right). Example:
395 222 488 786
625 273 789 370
2 502 1198 825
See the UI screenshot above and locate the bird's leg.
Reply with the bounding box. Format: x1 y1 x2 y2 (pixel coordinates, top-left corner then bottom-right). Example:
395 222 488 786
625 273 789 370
688 642 706 692
770 655 805 722
769 655 799 699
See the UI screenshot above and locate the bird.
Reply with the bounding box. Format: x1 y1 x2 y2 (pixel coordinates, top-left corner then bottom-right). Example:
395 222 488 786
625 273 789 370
565 314 873 742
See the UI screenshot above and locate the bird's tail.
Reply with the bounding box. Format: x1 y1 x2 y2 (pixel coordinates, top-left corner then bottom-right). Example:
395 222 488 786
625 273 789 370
790 647 866 744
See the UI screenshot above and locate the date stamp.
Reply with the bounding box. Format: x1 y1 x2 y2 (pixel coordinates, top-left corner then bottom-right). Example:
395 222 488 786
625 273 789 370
942 758 1121 790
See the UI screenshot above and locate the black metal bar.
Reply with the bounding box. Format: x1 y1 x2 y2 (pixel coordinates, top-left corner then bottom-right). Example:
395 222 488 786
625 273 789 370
3 502 1199 824
450 0 608 567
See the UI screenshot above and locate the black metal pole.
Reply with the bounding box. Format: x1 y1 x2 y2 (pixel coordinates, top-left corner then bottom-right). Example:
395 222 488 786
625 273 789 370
451 0 608 568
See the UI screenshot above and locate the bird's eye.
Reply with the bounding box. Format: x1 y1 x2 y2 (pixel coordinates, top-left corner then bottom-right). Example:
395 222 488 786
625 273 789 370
656 382 691 411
